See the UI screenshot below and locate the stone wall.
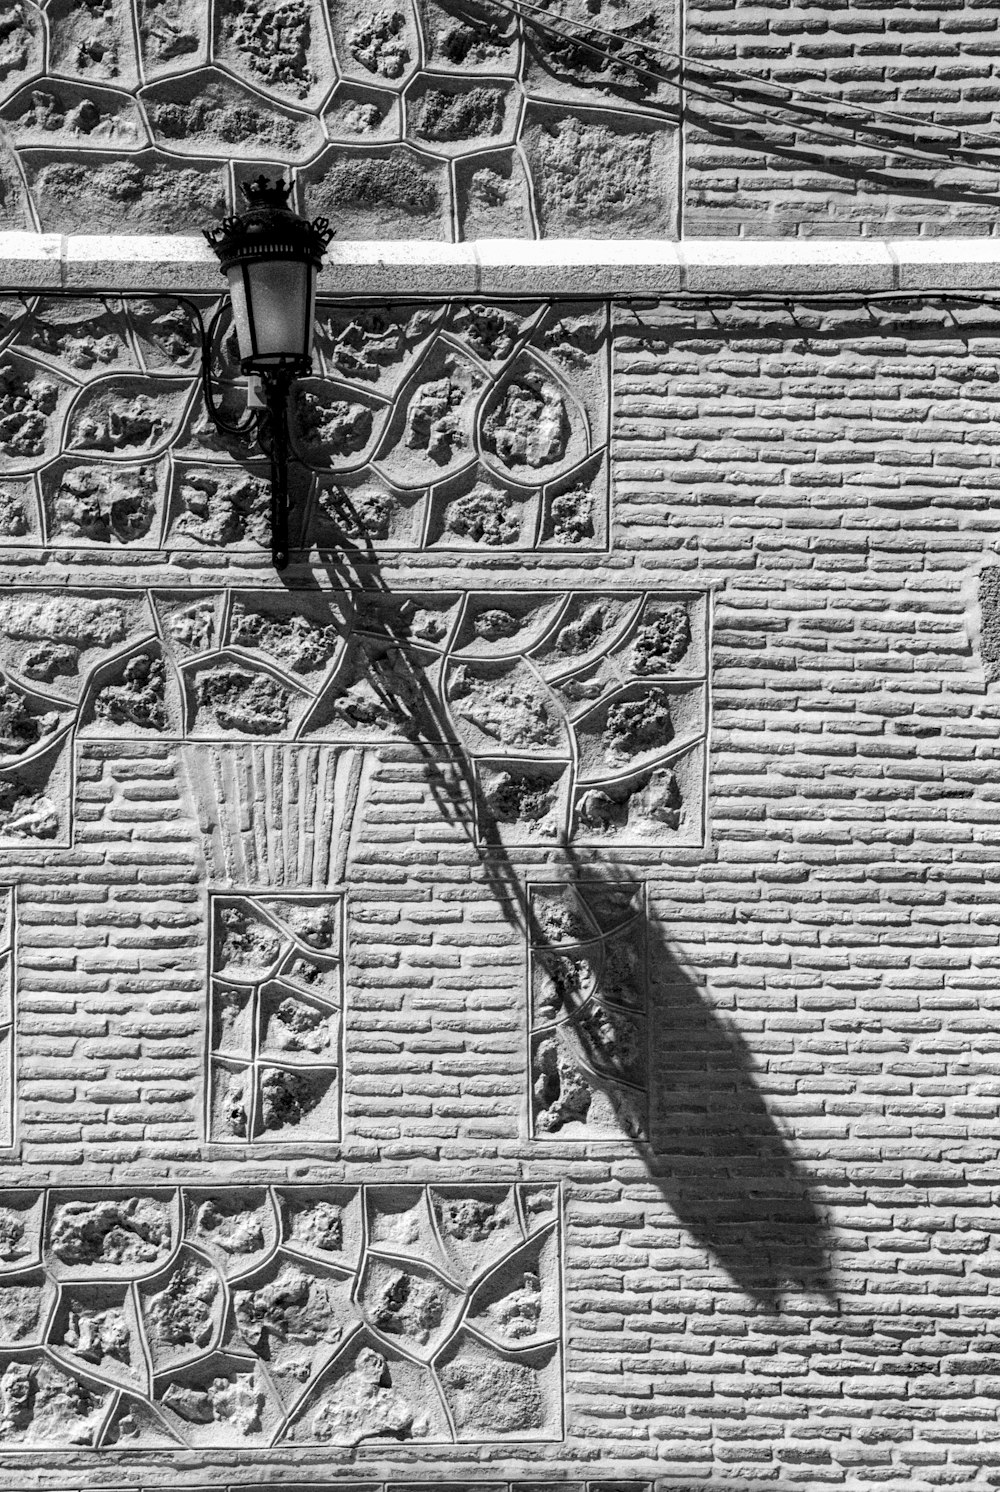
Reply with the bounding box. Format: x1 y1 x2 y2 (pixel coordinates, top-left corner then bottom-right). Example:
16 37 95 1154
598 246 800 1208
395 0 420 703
1 0 997 240
0 0 998 1486
0 287 995 1488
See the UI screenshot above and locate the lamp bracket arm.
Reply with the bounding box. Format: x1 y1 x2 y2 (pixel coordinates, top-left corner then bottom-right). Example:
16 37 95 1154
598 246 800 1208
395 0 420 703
260 367 294 572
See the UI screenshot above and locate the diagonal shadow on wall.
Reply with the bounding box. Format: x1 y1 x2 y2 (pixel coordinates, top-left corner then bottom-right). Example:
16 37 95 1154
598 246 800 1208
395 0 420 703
636 915 836 1307
295 545 835 1309
522 846 835 1309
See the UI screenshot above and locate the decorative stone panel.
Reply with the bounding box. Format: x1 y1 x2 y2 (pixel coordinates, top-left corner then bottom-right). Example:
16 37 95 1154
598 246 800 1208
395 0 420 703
0 292 610 558
306 296 610 553
0 1182 562 1449
182 743 362 889
528 880 647 1141
208 891 344 1146
458 591 708 849
0 585 708 853
0 0 676 239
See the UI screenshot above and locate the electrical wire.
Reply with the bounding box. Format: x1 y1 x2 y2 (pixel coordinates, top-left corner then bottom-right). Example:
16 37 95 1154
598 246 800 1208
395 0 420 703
493 0 1000 179
496 4 998 180
497 0 1000 148
486 0 1000 178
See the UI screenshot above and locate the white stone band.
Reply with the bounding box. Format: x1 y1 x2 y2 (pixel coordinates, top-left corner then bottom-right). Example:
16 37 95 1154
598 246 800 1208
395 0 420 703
4 233 1000 295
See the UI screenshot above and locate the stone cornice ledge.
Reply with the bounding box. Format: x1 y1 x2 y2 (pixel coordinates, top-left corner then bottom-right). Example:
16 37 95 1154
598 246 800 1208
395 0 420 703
4 233 1000 295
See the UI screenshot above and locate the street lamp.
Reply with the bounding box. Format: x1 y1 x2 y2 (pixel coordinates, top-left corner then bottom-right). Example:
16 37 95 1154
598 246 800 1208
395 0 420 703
203 175 334 570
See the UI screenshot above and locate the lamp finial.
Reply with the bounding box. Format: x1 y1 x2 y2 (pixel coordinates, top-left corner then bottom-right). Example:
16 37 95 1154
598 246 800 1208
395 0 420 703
240 174 294 211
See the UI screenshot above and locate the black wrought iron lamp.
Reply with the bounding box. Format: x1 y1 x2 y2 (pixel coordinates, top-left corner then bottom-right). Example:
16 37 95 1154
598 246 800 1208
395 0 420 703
203 175 334 570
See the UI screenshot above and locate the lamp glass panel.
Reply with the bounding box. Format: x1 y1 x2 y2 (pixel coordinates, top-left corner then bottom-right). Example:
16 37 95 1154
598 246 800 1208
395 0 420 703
243 258 312 366
225 266 254 364
307 270 319 362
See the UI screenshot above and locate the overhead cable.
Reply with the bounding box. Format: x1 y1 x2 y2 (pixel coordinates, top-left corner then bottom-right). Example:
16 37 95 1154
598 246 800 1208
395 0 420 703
484 0 1000 180
497 0 1000 149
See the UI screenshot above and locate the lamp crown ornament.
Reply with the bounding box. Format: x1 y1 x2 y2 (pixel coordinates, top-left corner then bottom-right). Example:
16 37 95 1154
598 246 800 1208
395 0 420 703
241 173 294 210
203 174 334 270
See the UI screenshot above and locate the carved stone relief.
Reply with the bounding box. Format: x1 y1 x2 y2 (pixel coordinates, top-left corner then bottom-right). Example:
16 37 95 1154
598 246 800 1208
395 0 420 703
181 743 362 889
309 297 609 552
0 1182 562 1448
0 586 707 852
0 2 676 238
0 294 609 556
0 587 162 846
208 891 344 1145
459 590 708 848
528 881 647 1141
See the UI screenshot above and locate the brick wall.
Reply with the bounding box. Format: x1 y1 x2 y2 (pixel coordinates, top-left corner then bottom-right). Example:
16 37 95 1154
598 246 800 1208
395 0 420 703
0 0 995 1483
684 0 1000 237
0 293 996 1487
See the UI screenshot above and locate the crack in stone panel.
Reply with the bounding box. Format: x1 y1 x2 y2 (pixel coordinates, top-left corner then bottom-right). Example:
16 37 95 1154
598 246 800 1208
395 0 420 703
0 1182 562 1449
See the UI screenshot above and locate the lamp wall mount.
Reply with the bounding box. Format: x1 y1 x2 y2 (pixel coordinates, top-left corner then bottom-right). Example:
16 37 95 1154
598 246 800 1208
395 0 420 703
202 174 334 571
199 312 296 571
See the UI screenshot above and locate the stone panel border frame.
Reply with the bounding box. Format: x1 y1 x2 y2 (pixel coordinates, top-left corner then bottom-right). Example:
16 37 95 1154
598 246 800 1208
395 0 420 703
206 889 346 1148
527 879 648 1144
